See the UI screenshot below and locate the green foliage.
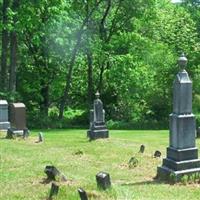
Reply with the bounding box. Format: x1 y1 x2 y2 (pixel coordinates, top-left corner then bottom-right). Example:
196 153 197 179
1 0 200 128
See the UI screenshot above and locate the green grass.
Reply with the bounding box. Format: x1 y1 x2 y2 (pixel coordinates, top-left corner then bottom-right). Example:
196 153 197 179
1 129 200 200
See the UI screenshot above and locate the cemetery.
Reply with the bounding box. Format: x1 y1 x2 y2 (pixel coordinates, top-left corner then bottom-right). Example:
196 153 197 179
1 0 200 200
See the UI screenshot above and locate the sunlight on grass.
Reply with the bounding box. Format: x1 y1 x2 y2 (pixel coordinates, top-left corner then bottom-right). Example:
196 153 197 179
1 130 200 200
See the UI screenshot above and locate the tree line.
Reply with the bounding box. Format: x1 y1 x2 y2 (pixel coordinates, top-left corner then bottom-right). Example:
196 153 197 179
0 0 200 129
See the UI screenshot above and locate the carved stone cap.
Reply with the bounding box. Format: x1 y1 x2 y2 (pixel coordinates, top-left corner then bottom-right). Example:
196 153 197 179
95 91 100 99
178 53 188 70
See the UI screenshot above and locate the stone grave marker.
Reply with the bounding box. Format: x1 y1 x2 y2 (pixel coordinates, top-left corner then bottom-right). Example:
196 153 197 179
7 103 28 138
44 166 67 181
0 100 10 130
154 150 161 158
139 144 145 153
87 91 109 140
157 53 200 182
78 188 88 200
38 132 44 142
96 172 111 190
128 157 139 168
49 182 59 199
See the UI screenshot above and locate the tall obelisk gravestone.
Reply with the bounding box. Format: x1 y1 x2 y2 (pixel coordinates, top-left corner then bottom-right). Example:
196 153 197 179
157 54 200 181
87 91 109 140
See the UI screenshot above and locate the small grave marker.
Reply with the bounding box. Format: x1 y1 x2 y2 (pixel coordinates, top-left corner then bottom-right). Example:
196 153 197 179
128 157 139 168
139 145 145 153
49 182 59 199
96 172 111 190
78 188 88 200
154 150 161 158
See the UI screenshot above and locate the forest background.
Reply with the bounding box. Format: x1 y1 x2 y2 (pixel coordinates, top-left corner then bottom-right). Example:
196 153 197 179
0 0 200 129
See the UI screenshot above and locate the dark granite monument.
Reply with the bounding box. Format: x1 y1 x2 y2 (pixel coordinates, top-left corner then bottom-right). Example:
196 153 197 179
0 100 10 130
96 172 111 190
87 91 109 140
6 103 28 138
157 53 200 181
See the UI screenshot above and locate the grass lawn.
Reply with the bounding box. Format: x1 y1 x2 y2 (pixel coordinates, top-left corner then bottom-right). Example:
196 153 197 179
1 129 200 200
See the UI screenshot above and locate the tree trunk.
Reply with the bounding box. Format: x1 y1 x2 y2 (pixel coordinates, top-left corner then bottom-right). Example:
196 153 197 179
9 31 17 92
9 0 19 92
58 0 103 119
40 83 49 116
86 47 93 107
0 0 9 92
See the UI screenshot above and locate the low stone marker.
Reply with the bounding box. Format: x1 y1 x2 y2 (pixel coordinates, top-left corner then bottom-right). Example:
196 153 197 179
45 166 60 181
96 172 111 190
38 132 44 142
78 188 88 200
139 145 145 153
49 182 59 199
44 166 67 181
154 150 161 158
87 92 109 140
128 157 139 168
0 100 10 130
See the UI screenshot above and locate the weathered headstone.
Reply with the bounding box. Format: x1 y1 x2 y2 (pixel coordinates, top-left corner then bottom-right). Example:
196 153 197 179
96 172 111 190
49 183 59 199
44 166 67 182
78 188 88 200
10 103 26 130
139 144 145 153
128 156 139 168
38 132 44 142
154 150 161 158
157 53 200 182
87 92 109 140
44 166 60 181
0 100 10 130
7 103 28 138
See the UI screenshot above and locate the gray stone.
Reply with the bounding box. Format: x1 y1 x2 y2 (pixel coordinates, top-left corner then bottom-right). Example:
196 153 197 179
139 144 145 153
45 166 60 181
49 183 59 199
157 53 200 182
154 150 161 158
0 100 10 130
78 188 88 200
38 132 44 142
96 172 111 190
128 157 138 168
87 92 109 140
44 165 67 182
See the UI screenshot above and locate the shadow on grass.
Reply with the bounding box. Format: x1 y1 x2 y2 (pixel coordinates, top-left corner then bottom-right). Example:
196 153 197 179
40 178 52 185
120 178 170 187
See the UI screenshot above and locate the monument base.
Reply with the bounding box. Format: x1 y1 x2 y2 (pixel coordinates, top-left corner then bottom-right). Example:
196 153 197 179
88 122 109 140
157 166 200 182
88 129 109 140
157 146 200 182
0 121 10 130
6 128 29 139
